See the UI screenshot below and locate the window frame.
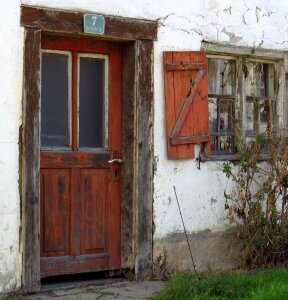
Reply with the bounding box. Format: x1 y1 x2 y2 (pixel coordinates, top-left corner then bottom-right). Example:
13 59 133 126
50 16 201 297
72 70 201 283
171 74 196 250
206 53 281 160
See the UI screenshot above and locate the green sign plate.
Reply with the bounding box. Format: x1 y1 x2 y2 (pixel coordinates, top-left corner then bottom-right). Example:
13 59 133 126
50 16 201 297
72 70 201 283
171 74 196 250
84 14 105 35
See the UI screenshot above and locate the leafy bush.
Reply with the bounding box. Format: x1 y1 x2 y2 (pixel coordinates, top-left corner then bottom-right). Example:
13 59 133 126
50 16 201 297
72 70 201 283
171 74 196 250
223 133 288 268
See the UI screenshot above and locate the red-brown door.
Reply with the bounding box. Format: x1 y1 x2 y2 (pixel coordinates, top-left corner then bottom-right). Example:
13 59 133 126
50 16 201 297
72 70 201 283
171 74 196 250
39 35 122 278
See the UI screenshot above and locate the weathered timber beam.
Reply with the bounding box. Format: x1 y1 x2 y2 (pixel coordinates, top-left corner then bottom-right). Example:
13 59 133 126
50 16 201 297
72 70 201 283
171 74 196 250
22 27 41 292
21 5 158 41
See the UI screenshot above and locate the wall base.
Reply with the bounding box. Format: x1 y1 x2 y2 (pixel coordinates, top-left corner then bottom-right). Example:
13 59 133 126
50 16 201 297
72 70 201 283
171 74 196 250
153 229 242 274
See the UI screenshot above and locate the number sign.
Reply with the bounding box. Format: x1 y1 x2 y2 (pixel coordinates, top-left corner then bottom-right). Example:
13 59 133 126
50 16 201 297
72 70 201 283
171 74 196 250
84 14 105 35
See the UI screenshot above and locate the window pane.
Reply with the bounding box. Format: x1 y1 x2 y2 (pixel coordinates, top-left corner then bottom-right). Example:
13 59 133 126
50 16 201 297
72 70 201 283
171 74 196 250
259 100 269 133
209 97 235 153
209 97 218 133
208 59 236 95
209 97 234 132
246 101 255 131
219 136 234 152
219 100 234 130
210 135 234 153
210 135 218 152
244 62 274 97
41 52 69 148
79 57 106 148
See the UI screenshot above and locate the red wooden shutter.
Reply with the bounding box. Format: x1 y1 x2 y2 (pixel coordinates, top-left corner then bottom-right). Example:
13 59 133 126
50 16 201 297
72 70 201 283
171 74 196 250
163 51 210 159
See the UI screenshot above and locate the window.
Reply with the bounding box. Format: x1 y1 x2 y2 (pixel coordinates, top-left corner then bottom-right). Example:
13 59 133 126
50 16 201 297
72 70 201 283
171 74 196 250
78 54 108 149
208 57 276 155
41 50 108 151
163 51 281 160
41 51 71 148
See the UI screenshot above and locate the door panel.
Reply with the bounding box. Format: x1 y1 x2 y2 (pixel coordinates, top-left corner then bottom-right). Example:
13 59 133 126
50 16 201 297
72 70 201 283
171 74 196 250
80 169 108 254
40 169 70 256
40 35 122 277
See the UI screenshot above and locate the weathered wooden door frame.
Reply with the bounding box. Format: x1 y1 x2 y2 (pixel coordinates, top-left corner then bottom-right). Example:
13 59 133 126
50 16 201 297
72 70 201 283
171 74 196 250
21 5 157 292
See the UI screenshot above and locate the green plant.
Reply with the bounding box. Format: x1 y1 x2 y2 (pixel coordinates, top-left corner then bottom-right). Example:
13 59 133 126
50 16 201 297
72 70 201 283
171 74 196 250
223 132 288 268
149 268 288 300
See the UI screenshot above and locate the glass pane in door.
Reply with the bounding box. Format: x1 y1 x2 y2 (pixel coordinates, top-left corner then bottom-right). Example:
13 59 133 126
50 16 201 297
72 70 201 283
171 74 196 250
41 52 70 148
78 56 107 149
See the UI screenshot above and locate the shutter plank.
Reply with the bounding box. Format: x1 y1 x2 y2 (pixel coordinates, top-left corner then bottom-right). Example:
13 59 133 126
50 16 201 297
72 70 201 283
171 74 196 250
190 52 211 156
172 52 195 159
163 52 179 159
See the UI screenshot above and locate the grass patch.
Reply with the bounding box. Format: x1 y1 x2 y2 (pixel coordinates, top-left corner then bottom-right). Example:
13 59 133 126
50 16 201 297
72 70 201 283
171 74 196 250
150 268 288 300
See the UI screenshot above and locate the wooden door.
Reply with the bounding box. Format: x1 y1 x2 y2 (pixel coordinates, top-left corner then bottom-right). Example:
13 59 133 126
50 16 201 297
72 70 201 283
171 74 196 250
39 35 122 278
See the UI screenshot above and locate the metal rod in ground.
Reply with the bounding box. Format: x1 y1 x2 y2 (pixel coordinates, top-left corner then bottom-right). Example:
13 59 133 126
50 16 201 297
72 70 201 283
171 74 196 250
173 185 199 277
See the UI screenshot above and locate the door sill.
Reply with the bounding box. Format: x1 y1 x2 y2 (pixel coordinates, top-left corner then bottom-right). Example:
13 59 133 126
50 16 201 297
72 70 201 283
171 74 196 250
40 253 115 278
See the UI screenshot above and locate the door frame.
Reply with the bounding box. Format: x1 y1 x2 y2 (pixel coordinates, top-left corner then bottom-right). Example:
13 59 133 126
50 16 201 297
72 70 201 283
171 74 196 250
20 5 157 292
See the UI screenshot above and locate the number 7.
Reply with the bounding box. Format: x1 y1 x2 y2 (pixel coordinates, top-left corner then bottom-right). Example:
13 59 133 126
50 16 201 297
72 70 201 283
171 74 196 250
92 16 97 26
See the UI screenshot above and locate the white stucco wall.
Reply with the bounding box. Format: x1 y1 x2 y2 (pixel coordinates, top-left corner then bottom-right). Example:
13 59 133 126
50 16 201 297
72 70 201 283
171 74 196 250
1 0 288 292
153 0 288 237
0 0 23 293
